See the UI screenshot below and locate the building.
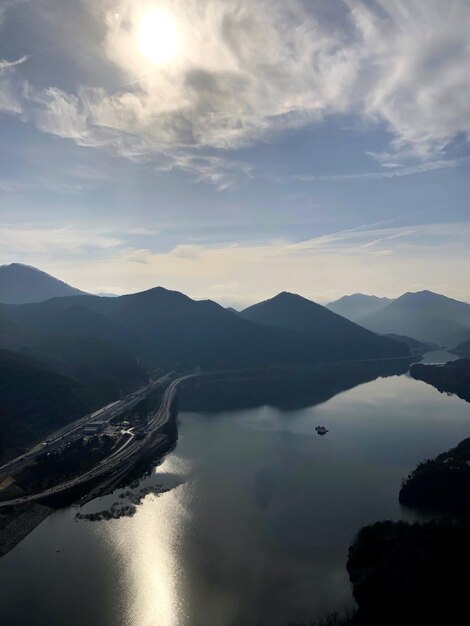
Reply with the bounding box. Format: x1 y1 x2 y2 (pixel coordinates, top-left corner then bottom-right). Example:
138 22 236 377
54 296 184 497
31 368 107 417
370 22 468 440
83 420 107 435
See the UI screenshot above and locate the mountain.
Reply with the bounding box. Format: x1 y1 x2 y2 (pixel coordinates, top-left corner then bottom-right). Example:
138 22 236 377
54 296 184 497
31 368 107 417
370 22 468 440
0 349 88 462
0 263 87 304
384 334 437 354
0 286 412 458
0 301 148 406
361 291 470 347
0 287 409 374
239 292 409 361
326 293 393 323
22 335 148 406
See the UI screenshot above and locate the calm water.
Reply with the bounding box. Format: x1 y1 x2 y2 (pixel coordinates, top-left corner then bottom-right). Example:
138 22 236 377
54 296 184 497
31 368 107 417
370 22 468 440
1 354 470 626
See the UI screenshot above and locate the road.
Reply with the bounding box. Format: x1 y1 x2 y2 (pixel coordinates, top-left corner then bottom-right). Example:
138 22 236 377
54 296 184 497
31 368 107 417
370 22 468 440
0 373 178 485
0 383 156 484
0 375 190 508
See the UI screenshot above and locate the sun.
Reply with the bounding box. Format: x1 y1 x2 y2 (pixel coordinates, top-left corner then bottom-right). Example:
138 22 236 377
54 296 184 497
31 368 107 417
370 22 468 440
138 8 180 66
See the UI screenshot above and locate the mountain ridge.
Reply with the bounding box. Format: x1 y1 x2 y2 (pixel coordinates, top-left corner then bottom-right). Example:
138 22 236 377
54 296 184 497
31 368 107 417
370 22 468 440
326 293 393 323
0 286 410 374
240 291 409 361
0 263 87 304
361 290 470 346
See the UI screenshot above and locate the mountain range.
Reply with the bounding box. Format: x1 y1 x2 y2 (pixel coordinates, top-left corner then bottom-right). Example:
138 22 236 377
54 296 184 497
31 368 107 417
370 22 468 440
239 292 405 361
361 291 470 347
0 265 415 459
327 291 470 347
4 261 469 460
0 287 408 373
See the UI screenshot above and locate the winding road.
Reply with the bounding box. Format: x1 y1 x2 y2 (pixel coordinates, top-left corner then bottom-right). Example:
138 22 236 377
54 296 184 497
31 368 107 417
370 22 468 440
0 375 190 508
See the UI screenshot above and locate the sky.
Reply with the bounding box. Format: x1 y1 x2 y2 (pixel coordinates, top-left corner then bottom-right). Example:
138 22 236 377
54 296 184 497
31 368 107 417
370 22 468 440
0 0 469 307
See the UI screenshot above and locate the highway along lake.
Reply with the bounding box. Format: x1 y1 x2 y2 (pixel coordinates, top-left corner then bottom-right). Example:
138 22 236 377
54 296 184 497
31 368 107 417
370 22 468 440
1 351 470 626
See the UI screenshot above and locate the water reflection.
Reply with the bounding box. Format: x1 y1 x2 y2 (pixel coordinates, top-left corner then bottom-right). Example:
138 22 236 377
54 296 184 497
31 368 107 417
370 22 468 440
1 358 470 626
108 456 190 626
419 348 460 364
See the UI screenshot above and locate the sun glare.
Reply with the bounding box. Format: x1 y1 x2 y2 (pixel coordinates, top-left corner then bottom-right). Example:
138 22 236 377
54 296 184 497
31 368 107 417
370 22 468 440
138 8 180 65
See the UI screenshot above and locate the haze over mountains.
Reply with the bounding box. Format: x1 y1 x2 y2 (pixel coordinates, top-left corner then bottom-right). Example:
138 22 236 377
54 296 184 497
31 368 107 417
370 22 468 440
326 294 393 323
327 291 470 347
361 291 470 347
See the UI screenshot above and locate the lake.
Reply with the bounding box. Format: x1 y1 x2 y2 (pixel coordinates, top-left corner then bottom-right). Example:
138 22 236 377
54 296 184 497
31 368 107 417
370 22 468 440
1 352 470 626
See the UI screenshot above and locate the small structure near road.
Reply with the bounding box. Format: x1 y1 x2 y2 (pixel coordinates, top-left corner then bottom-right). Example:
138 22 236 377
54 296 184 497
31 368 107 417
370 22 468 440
83 420 107 435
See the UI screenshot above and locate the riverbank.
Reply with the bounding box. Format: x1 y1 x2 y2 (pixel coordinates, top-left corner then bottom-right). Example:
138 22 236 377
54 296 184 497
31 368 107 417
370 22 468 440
399 436 470 512
410 358 470 402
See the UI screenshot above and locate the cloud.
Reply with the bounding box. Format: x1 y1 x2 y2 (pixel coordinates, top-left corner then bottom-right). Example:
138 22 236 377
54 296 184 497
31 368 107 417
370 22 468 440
3 0 470 180
26 0 350 155
113 221 470 305
156 152 253 190
86 224 470 306
291 157 469 182
0 224 123 254
2 221 469 304
0 177 90 195
0 55 28 114
0 55 28 72
349 0 470 161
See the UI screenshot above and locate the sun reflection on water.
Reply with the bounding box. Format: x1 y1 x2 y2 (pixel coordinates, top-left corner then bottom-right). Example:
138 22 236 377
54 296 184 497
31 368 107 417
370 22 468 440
107 455 190 626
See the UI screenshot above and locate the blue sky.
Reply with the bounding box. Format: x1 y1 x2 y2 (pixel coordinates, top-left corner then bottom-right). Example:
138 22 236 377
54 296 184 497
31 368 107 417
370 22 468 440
1 0 469 306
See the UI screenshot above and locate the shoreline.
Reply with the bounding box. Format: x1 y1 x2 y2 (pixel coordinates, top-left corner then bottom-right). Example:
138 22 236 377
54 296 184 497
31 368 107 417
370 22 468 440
0 357 418 559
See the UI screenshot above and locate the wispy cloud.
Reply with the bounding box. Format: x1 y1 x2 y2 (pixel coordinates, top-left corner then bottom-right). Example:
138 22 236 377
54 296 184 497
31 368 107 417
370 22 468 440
156 152 253 190
0 55 28 114
0 224 123 254
117 221 470 304
4 220 468 306
0 176 93 195
291 157 469 183
0 55 28 72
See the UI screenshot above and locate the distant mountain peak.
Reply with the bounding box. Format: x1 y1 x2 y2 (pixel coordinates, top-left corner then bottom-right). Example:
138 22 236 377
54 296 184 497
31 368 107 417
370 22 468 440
326 293 393 323
3 262 53 274
0 263 87 304
273 291 306 301
333 293 391 302
240 291 409 360
394 290 469 308
361 289 470 346
122 285 194 303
